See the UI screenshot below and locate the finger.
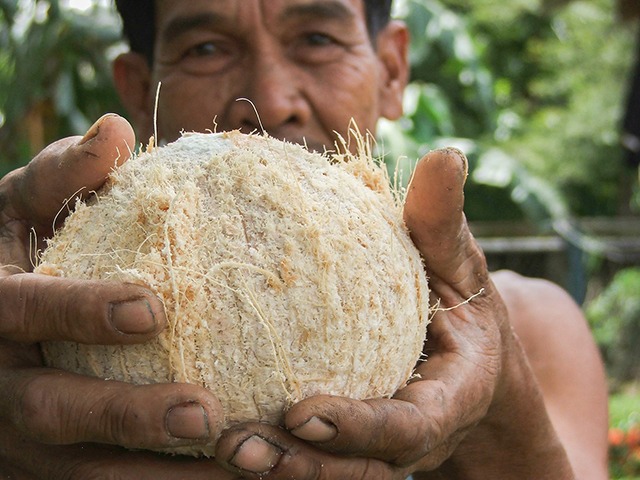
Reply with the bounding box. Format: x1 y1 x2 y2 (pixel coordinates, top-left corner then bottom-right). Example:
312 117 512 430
0 274 166 343
1 427 239 480
286 396 425 464
0 114 135 271
215 423 402 480
403 148 488 301
1 367 224 451
283 385 482 472
7 113 135 236
284 395 451 469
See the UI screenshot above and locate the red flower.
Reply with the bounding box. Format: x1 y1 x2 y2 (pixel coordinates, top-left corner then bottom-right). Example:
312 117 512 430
626 427 640 448
609 428 626 446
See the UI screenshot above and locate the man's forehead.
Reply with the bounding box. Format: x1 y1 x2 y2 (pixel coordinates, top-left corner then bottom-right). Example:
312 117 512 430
155 0 364 7
154 0 366 21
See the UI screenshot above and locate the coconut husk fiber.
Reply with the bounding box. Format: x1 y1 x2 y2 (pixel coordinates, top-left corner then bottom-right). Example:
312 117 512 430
36 130 430 457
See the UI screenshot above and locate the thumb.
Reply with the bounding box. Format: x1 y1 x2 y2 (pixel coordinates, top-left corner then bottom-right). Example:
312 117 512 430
8 113 135 237
403 147 487 301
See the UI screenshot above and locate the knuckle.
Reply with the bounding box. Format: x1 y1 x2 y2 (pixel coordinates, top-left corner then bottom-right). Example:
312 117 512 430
354 459 376 480
414 421 467 472
17 371 70 444
360 401 429 467
15 275 109 344
0 275 30 339
0 169 24 219
0 274 76 343
393 412 443 468
418 441 456 472
103 393 145 447
17 372 134 447
342 458 393 480
291 458 323 480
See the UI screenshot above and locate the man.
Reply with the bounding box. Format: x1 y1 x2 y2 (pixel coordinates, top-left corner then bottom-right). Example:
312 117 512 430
0 1 608 478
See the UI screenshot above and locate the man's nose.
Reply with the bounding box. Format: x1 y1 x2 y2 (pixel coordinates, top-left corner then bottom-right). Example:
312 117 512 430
230 50 311 135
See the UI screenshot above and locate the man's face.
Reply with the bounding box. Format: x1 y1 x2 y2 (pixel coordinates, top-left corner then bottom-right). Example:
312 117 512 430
116 0 408 151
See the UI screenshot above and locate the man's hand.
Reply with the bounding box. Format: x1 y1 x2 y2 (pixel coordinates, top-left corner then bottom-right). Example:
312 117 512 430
0 115 235 479
0 127 574 479
211 148 575 480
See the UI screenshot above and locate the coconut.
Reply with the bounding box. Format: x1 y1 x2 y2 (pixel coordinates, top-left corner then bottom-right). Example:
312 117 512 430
36 130 430 457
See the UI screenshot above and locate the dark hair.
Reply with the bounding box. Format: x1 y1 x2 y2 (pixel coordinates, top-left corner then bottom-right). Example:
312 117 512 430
114 0 155 63
114 0 393 64
364 0 393 41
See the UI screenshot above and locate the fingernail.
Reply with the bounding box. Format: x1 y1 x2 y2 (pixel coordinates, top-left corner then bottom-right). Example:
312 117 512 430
79 113 119 145
110 298 158 335
290 416 338 442
166 402 210 439
230 435 282 474
443 147 468 178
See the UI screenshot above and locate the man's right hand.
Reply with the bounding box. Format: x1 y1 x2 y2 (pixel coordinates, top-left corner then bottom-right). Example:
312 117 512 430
0 114 235 479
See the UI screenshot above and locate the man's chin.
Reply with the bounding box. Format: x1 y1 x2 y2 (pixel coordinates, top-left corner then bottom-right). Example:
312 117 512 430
255 133 335 155
167 126 337 155
292 138 336 154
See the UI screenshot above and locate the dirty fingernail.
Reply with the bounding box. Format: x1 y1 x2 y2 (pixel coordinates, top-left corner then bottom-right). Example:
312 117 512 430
230 435 282 474
110 298 158 335
166 402 210 439
290 416 337 442
79 113 119 145
441 146 468 178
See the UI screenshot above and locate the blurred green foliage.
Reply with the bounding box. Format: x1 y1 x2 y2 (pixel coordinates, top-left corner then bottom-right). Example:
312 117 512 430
381 0 637 221
610 389 640 435
609 389 640 478
0 0 124 177
586 267 640 385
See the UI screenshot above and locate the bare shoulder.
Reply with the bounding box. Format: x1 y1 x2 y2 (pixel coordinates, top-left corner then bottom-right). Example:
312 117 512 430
490 269 609 480
490 269 583 336
489 269 595 376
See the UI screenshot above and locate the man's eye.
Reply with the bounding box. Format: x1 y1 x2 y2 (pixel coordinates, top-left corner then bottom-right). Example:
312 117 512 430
305 33 335 46
175 39 235 75
187 42 219 57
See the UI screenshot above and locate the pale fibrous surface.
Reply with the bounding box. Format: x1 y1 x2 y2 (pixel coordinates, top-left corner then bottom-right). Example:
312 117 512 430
36 130 430 456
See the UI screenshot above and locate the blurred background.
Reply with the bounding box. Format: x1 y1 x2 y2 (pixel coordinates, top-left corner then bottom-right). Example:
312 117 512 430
0 0 639 476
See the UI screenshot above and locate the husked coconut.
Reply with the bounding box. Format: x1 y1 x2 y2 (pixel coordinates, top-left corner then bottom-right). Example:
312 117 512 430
36 130 430 457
